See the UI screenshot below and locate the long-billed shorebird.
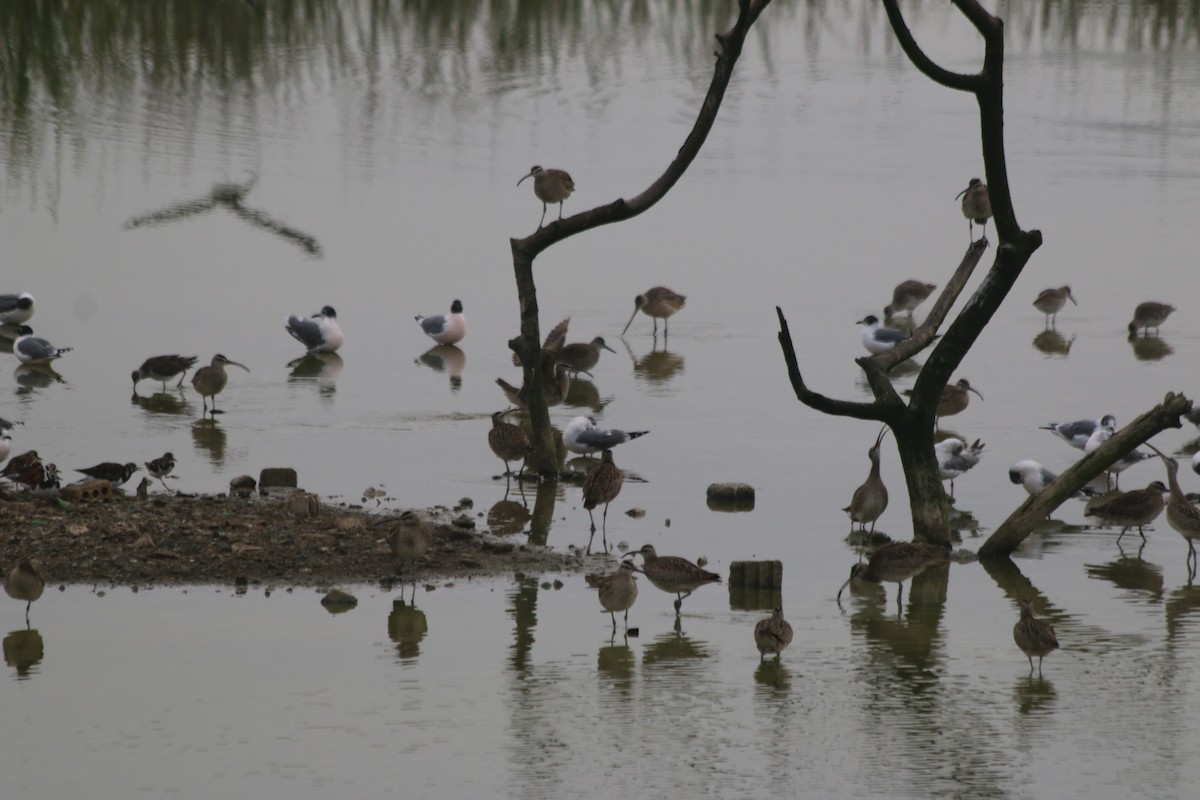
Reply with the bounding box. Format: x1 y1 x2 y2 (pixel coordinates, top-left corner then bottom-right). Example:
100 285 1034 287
1040 414 1117 450
857 315 911 355
597 560 639 632
1013 600 1059 674
956 177 992 242
76 461 139 488
844 427 888 535
559 336 616 378
1033 286 1077 327
562 416 649 458
12 326 71 366
936 437 985 499
191 354 250 415
884 280 936 320
4 558 44 624
487 409 533 477
0 292 36 326
1157 451 1200 577
626 544 720 614
518 165 574 228
386 513 433 583
415 299 466 346
132 355 199 391
622 287 686 337
1084 481 1167 544
286 305 344 354
754 607 794 662
582 449 623 550
1127 301 1175 337
836 540 949 608
907 378 983 425
144 452 176 490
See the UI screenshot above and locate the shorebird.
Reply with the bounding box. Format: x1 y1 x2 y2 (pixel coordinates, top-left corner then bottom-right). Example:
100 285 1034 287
622 287 686 337
517 165 574 228
626 544 720 614
132 355 199 391
1157 452 1200 577
836 541 950 607
597 560 639 632
0 292 35 326
144 452 176 490
935 438 985 499
76 462 139 488
956 177 992 242
1083 481 1167 543
1084 424 1149 489
754 607 794 662
487 409 533 476
558 337 616 377
1032 286 1077 327
844 427 889 535
857 315 911 355
415 299 466 346
1 450 40 483
4 559 44 624
1127 302 1175 337
12 326 72 365
582 449 623 549
1013 600 1059 674
0 432 10 464
386 513 433 583
884 280 936 320
191 354 249 415
562 416 649 457
285 305 344 354
1040 415 1117 450
909 378 983 424
496 361 571 408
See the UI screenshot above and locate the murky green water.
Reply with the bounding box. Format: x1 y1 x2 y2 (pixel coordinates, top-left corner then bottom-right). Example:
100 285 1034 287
4 1 1200 797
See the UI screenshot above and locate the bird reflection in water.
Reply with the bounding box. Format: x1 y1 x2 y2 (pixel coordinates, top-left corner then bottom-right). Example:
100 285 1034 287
14 364 65 392
191 418 227 466
753 658 791 691
620 337 684 388
1014 672 1057 716
597 638 635 686
561 377 612 415
1032 329 1074 357
3 628 44 678
415 345 465 393
288 352 343 399
388 597 428 662
1129 335 1173 361
641 617 709 667
1085 552 1162 598
131 390 193 417
1165 583 1200 640
488 497 531 535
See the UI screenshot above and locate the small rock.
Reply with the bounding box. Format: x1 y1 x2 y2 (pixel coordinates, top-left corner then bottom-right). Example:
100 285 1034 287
456 497 474 510
626 507 646 519
283 491 320 517
452 514 476 530
259 468 298 489
132 533 156 549
320 588 358 608
229 475 257 498
231 543 262 554
332 515 364 531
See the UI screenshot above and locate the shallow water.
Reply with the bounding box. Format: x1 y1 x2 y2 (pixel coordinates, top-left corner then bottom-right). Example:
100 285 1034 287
4 1 1200 797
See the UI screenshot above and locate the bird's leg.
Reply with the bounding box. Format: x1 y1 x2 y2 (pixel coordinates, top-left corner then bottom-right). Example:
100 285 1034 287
586 527 596 555
1116 527 1127 545
539 203 547 228
610 611 617 632
673 596 682 614
623 609 629 629
557 201 564 220
588 508 596 533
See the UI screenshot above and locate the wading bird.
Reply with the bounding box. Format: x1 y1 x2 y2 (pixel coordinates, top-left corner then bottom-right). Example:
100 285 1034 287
191 354 250 416
517 166 574 228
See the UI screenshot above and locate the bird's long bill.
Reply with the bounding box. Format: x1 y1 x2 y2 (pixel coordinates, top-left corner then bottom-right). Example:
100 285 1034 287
955 186 969 200
836 576 852 602
875 425 890 447
516 171 534 186
227 360 250 372
620 306 640 336
601 342 617 354
969 387 985 401
621 550 638 560
1144 442 1173 467
1068 294 1078 306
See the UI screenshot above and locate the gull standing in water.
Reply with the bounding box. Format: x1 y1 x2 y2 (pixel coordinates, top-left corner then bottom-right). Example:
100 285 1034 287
1084 423 1149 489
935 438 985 499
415 299 466 346
285 305 344 354
12 326 71 366
1040 415 1116 450
0 292 35 326
562 416 649 458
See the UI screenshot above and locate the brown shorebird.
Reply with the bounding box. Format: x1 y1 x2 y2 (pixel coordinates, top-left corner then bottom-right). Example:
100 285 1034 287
582 449 623 551
144 452 176 490
1157 451 1200 577
843 427 888 535
935 378 983 422
1 449 39 483
191 354 249 415
1013 600 1059 673
496 361 571 409
132 355 199 391
884 280 936 320
1083 481 1167 544
517 166 574 228
754 607 794 662
559 337 616 378
4 558 45 624
956 177 992 242
1127 302 1175 337
1032 286 1077 327
597 560 639 632
622 287 686 337
626 544 720 614
385 512 433 583
487 410 533 477
836 541 950 607
76 461 139 488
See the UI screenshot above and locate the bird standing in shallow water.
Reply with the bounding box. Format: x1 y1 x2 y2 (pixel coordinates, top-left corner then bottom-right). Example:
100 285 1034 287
558 336 616 378
1156 451 1200 578
1083 481 1167 544
4 558 44 624
12 326 71 366
285 305 344 354
562 416 649 458
956 178 992 242
387 513 433 584
1127 301 1175 337
582 449 623 552
626 544 720 614
1040 415 1116 451
754 607 794 662
884 280 936 320
844 427 888 536
415 299 466 346
132 355 199 391
191 354 250 416
487 409 533 477
517 166 574 228
1013 600 1059 673
836 541 949 608
1033 286 1077 327
1083 423 1149 489
622 287 686 337
597 560 639 633
904 378 984 426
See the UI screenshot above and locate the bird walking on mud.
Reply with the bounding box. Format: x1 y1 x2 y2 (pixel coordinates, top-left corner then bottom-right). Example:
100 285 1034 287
844 427 889 536
1013 599 1059 674
626 544 720 615
622 287 686 337
518 166 574 228
582 449 623 552
75 461 140 488
191 354 250 416
597 560 639 633
754 607 794 662
144 452 176 491
956 177 992 242
836 541 949 609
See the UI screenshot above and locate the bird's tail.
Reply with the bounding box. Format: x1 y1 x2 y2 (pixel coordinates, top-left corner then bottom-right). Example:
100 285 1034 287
626 431 650 441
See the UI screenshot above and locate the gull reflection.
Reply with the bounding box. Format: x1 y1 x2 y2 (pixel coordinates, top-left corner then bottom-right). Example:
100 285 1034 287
124 176 322 257
1129 334 1173 361
3 628 44 679
14 364 65 391
388 597 428 662
288 352 343 399
191 418 227 466
1032 328 1074 356
415 345 466 393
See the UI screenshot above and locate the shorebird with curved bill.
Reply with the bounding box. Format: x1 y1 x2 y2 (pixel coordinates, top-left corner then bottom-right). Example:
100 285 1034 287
191 354 250 416
496 361 571 408
1040 414 1117 450
1084 424 1149 489
622 287 686 337
4 558 44 624
0 292 35 326
1127 301 1175 337
562 415 649 457
597 559 639 633
132 355 199 391
517 165 574 228
415 299 466 346
1013 600 1059 674
905 378 983 425
144 452 176 490
836 540 950 608
1155 450 1200 577
754 607 794 662
935 438 985 499
956 177 992 242
285 305 344 354
1033 286 1077 327
857 315 911 355
386 512 433 584
1084 481 1167 544
884 280 936 320
625 544 721 614
844 427 888 535
76 461 139 488
558 337 616 378
487 409 533 477
12 326 71 365
582 449 623 552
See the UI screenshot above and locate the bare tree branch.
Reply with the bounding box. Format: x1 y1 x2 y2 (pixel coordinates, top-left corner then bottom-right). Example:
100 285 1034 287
881 0 980 92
